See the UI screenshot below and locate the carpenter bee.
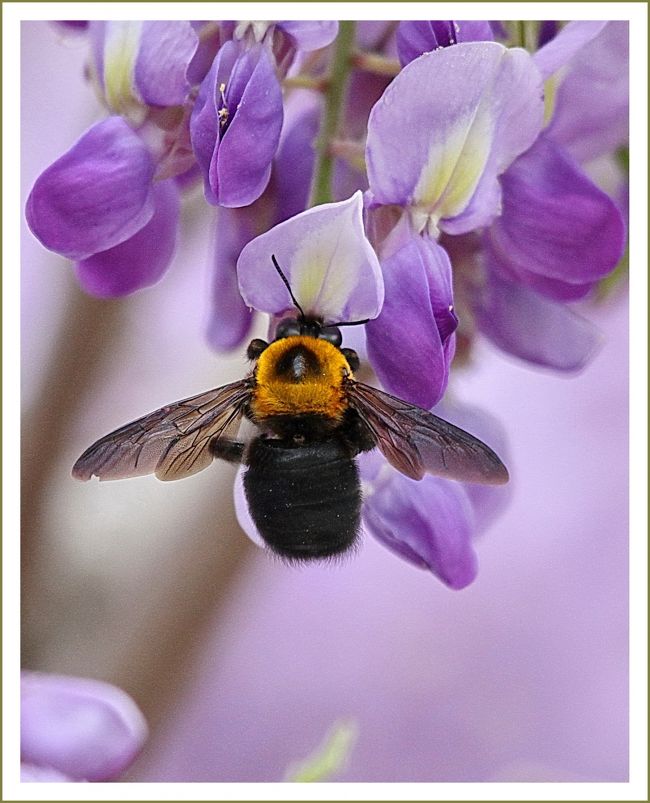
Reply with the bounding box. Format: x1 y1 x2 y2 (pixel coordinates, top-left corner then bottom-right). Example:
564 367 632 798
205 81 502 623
73 256 508 561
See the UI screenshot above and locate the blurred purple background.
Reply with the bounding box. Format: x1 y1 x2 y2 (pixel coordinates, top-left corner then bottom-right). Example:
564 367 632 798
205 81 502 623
21 22 628 783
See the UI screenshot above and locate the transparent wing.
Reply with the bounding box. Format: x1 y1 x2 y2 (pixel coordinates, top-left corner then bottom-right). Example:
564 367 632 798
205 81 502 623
72 380 252 482
347 381 509 484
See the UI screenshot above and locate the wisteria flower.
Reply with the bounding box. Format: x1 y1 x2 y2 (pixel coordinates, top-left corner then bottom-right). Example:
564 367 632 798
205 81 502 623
469 21 627 369
88 21 199 123
364 41 544 406
190 39 284 207
365 27 626 385
21 671 147 782
191 22 337 207
238 191 384 324
26 21 200 296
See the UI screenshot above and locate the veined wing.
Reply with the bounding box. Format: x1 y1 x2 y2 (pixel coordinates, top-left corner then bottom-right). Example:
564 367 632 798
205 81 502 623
347 381 509 484
72 380 252 482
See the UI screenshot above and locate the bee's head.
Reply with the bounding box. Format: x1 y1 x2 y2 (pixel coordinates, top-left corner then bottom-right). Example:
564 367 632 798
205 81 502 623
273 316 342 347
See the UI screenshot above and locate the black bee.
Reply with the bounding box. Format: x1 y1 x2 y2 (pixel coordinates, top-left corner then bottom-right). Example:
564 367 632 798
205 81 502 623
73 257 508 560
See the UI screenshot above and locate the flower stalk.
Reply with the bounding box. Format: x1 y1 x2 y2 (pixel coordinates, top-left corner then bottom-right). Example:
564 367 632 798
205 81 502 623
308 20 356 207
350 50 400 76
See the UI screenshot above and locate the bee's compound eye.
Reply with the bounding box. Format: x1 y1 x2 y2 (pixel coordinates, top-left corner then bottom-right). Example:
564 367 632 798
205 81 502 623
319 325 342 347
341 348 360 372
275 318 301 339
247 338 268 360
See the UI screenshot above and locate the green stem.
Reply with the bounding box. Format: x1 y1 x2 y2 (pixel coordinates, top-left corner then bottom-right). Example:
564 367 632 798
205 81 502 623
283 74 328 92
523 20 539 52
351 50 400 77
508 20 539 51
308 20 356 207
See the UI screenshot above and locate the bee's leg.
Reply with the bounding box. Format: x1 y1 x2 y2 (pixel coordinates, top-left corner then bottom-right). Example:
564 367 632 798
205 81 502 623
339 410 376 455
210 438 246 464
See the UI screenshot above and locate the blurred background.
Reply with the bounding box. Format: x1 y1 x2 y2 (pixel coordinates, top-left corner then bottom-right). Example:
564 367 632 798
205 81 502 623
21 22 628 782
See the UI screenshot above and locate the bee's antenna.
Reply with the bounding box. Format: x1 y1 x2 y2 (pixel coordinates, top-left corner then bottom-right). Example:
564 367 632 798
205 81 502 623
271 255 306 320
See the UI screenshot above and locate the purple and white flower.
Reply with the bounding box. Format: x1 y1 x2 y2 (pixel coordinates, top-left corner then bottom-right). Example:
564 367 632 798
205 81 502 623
365 27 626 380
26 21 200 297
237 191 384 324
364 41 544 406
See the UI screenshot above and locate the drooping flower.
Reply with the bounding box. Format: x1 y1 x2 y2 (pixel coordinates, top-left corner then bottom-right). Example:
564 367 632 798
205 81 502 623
467 21 627 370
191 21 337 208
360 396 510 588
364 41 544 406
26 116 181 298
26 22 200 297
366 27 626 378
21 671 147 782
365 236 457 409
190 40 284 207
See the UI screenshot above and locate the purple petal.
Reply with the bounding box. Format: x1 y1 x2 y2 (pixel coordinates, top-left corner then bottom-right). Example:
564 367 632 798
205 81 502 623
135 22 198 106
533 20 607 79
214 45 283 207
276 21 339 51
366 236 456 408
272 96 320 223
75 179 179 297
237 192 384 323
190 42 283 207
190 42 238 203
397 20 493 66
537 20 559 48
471 267 601 372
488 135 626 294
21 763 74 782
207 206 255 350
366 43 543 233
26 117 155 261
546 22 629 163
362 469 477 589
21 672 147 781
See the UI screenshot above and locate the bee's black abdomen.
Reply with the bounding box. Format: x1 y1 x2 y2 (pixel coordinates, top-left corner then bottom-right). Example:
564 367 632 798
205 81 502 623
243 437 362 560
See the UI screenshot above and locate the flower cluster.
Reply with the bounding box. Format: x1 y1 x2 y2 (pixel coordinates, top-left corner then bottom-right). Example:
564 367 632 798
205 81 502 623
27 20 628 588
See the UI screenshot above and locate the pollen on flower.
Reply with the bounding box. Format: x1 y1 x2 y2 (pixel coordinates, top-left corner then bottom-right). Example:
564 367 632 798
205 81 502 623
217 82 229 127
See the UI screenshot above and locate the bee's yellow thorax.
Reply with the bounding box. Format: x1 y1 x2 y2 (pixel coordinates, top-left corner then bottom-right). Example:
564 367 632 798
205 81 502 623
251 336 351 421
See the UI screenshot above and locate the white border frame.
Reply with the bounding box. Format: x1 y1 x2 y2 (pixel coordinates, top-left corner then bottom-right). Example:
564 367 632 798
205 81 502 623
4 3 648 800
